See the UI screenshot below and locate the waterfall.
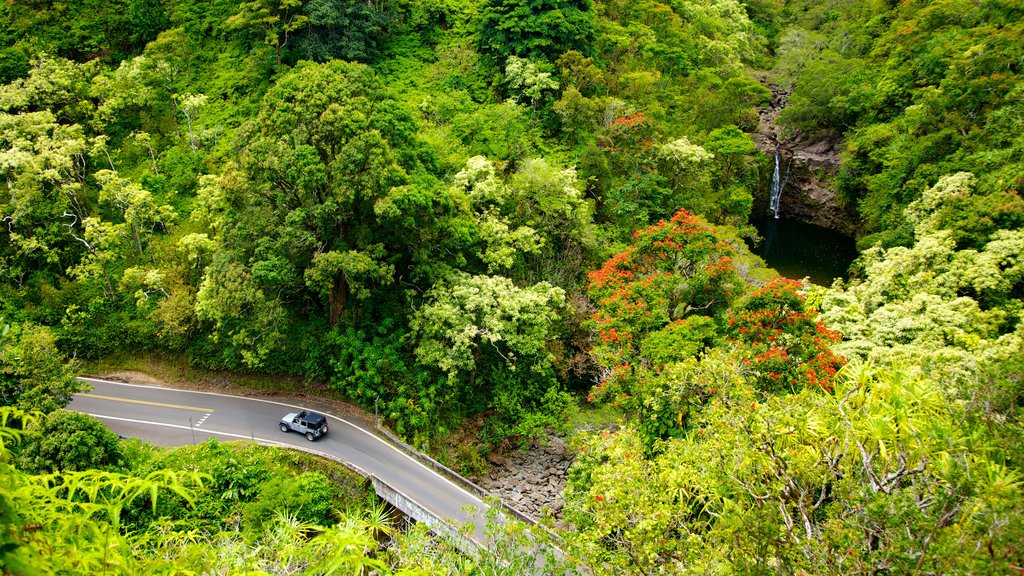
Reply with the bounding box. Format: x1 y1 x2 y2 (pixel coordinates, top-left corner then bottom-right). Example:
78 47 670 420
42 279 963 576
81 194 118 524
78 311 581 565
768 149 790 218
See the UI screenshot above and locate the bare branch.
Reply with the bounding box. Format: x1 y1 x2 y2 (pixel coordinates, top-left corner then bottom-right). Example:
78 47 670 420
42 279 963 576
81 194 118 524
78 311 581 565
62 211 92 250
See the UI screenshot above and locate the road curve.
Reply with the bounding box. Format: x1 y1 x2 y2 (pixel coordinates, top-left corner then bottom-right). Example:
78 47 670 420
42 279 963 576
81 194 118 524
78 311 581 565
69 377 492 543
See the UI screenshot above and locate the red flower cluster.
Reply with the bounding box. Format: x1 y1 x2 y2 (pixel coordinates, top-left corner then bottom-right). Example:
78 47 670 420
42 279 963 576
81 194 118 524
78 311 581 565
728 278 845 392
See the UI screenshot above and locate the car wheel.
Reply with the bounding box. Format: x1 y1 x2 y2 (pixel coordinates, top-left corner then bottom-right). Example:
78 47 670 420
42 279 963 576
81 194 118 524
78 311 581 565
280 423 289 433
322 425 328 434
306 432 315 441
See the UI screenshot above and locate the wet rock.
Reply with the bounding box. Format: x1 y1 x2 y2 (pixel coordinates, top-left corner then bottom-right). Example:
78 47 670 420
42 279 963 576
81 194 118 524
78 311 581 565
752 79 858 236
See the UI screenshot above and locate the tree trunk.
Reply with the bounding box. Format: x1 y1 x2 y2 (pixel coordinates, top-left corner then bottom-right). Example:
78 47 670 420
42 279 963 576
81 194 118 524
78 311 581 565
329 273 347 326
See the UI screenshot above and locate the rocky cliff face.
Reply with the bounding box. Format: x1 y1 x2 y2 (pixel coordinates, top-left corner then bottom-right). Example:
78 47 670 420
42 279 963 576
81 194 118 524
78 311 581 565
751 82 859 236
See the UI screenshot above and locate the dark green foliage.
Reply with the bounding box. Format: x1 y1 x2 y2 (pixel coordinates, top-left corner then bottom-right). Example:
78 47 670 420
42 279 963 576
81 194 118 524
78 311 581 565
295 0 395 62
121 438 366 536
318 319 448 438
57 297 159 360
193 60 425 365
127 0 171 50
480 367 575 445
0 46 29 84
17 410 122 473
325 322 409 399
477 0 597 63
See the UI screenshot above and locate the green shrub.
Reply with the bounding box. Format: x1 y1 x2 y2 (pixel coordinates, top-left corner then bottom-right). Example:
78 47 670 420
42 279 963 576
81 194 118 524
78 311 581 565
243 471 337 532
17 410 122 473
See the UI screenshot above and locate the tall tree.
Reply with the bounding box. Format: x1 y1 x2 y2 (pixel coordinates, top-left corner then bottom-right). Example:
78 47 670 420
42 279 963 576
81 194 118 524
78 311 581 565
294 0 394 63
226 0 309 66
477 0 597 63
194 61 423 366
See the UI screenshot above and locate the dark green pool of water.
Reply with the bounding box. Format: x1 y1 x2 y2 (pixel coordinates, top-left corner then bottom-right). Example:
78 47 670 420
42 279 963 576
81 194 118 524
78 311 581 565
747 217 858 286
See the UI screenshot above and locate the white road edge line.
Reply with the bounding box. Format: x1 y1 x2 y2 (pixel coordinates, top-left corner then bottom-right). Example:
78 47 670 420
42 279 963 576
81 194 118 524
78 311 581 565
77 377 485 507
87 413 285 443
86 414 370 474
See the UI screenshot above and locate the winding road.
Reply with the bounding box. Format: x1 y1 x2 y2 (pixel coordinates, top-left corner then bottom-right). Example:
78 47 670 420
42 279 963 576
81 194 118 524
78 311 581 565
69 377 493 544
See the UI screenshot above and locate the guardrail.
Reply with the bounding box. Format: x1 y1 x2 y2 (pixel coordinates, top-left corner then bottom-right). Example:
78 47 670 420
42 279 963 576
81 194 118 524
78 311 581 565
370 477 481 555
245 439 481 554
374 419 567 547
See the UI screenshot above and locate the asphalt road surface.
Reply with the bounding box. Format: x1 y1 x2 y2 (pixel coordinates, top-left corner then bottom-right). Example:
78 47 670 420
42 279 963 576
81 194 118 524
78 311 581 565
69 377 492 544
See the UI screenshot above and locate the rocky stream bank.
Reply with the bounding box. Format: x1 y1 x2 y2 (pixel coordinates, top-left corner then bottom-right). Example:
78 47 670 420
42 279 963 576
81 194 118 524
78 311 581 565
473 435 575 523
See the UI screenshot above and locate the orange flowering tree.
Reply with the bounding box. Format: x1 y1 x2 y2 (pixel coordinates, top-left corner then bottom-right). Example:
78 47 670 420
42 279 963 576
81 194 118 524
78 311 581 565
587 209 745 400
726 277 845 393
602 112 656 174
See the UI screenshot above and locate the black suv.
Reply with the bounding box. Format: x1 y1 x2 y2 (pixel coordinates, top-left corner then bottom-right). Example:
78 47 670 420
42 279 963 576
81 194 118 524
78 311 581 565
279 410 328 441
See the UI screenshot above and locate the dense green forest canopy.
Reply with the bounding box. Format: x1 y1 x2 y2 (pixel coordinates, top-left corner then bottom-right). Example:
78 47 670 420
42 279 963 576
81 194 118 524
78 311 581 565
1 0 1022 572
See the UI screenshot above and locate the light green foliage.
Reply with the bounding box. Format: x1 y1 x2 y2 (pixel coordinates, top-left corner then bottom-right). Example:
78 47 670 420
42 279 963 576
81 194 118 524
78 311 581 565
453 155 595 285
704 124 757 183
411 272 565 380
653 136 723 220
63 170 176 302
598 0 760 76
410 272 568 442
304 247 395 301
0 54 95 119
504 55 559 115
94 169 177 256
387 499 578 575
177 92 207 151
565 360 1024 574
445 100 541 161
90 56 162 130
821 174 1024 377
0 408 208 574
775 27 869 132
177 232 216 270
194 255 289 369
477 215 544 273
639 315 717 370
0 108 89 284
0 321 83 413
119 267 169 307
553 85 600 146
657 136 714 167
680 0 760 72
